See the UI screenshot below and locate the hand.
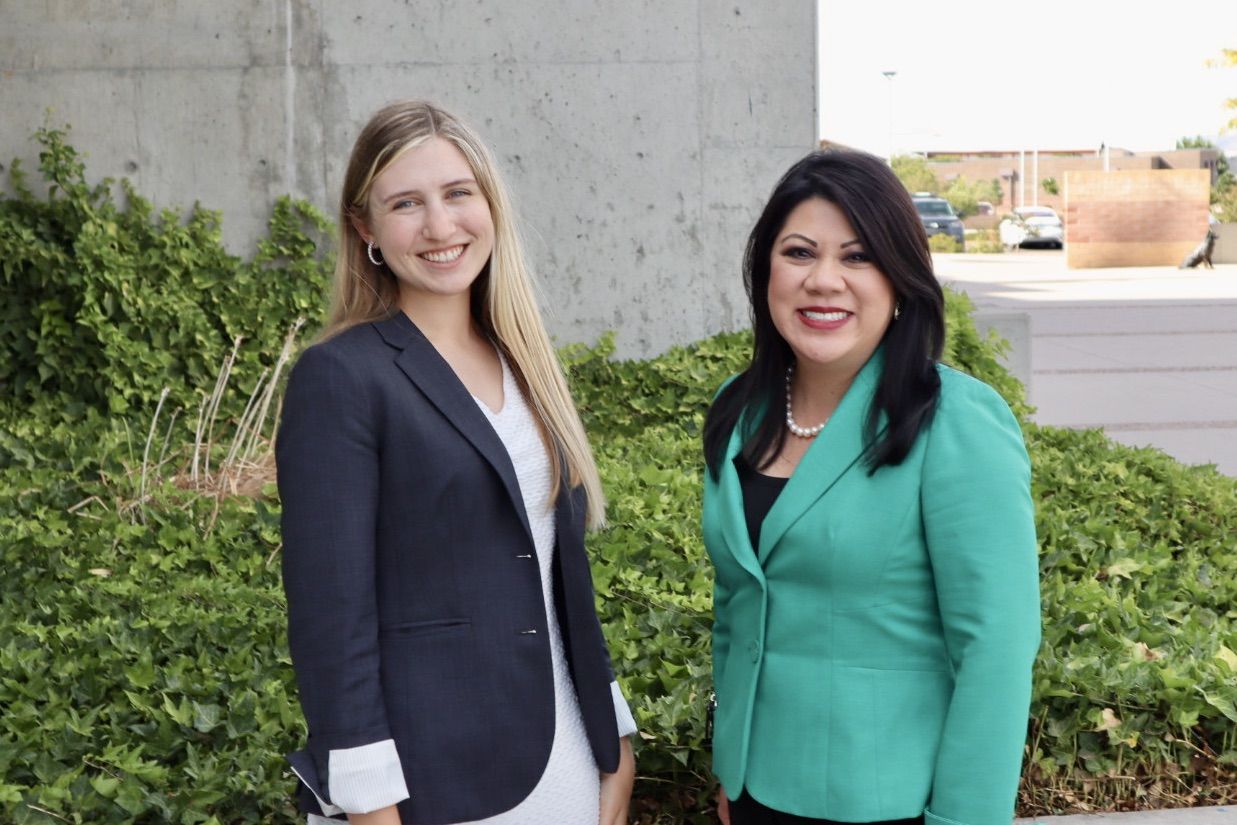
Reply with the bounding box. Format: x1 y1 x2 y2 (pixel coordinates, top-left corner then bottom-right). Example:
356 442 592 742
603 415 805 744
348 806 402 825
599 736 635 825
716 787 730 825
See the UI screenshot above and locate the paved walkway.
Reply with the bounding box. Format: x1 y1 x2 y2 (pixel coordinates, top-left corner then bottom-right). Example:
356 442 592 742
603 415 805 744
934 250 1237 476
1015 805 1237 823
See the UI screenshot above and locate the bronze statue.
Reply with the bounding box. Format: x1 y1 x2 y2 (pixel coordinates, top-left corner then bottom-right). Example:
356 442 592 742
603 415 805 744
1179 229 1217 269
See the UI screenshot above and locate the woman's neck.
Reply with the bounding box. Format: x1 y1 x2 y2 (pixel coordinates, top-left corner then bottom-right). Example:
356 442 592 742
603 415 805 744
400 291 480 352
791 359 861 413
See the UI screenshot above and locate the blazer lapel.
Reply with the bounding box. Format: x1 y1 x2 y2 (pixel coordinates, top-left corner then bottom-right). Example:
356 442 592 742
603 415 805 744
757 351 885 564
715 413 768 584
373 312 534 548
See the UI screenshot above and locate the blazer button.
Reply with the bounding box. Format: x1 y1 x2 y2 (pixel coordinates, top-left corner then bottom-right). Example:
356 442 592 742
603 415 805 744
519 628 538 635
516 554 533 559
749 640 761 662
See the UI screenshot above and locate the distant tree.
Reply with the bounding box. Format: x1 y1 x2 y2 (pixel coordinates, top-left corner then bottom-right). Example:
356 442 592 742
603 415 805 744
1178 135 1218 149
1201 49 1237 220
940 176 1004 219
1206 49 1237 131
982 178 1003 204
1041 177 1060 196
891 155 940 195
1176 134 1235 220
1177 135 1233 179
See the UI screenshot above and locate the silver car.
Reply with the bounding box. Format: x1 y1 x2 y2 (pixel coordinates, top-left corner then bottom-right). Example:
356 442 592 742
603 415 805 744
999 206 1064 249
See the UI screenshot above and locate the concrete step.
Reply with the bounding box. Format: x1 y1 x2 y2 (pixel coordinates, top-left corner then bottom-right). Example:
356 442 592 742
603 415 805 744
1016 806 1237 824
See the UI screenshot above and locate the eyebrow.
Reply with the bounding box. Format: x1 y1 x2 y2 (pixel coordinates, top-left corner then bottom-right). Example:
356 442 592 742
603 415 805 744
381 178 478 204
781 234 863 249
782 233 817 247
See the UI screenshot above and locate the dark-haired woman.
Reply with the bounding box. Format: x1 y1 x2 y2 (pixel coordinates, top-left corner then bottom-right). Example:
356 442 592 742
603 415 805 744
703 149 1040 825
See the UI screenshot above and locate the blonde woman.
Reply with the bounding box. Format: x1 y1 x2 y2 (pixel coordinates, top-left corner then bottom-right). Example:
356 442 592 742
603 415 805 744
276 100 636 825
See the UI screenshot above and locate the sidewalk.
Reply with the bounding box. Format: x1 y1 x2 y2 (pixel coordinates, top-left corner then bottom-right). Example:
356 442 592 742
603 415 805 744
933 250 1237 476
1016 805 1237 823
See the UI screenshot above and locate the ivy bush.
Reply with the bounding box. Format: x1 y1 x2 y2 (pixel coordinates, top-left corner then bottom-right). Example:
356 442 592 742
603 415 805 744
0 125 331 417
1 129 1234 823
0 416 295 824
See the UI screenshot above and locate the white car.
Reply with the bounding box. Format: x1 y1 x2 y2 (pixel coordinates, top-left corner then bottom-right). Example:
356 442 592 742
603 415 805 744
999 206 1064 249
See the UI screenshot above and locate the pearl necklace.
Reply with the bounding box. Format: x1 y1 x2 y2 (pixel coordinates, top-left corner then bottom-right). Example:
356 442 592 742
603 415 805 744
785 365 827 438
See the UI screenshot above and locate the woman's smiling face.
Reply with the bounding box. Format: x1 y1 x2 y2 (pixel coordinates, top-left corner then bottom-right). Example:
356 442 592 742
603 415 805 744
356 137 495 305
767 196 896 378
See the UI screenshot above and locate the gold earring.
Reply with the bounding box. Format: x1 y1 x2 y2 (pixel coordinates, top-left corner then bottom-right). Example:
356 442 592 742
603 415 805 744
894 302 902 321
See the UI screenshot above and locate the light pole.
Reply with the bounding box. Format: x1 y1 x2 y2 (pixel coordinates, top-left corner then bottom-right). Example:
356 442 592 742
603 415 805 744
882 70 897 164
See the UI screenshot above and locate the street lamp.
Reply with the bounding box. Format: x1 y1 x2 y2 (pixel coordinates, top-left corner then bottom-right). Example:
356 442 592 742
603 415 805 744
882 71 897 164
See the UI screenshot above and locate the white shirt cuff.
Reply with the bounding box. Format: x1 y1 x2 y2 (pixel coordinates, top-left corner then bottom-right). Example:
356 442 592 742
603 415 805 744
288 762 343 817
327 738 410 813
610 680 638 737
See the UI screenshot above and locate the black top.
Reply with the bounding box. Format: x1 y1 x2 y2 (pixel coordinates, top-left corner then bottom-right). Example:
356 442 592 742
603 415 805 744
734 455 790 550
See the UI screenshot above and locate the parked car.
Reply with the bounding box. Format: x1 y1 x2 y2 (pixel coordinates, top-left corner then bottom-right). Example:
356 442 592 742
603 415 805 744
999 206 1064 249
912 194 966 248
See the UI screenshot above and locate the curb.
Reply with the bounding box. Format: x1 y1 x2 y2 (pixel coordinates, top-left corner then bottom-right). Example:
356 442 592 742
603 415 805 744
1016 806 1237 823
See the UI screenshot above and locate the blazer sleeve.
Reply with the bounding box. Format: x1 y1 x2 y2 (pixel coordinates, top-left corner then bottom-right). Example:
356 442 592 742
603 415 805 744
711 545 734 706
707 377 741 709
920 376 1041 825
277 344 409 813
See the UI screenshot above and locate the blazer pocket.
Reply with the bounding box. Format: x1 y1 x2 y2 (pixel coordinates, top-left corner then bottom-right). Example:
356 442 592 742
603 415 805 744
379 617 471 638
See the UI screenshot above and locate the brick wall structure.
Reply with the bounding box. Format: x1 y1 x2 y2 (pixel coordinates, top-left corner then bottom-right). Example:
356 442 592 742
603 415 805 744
1064 169 1210 268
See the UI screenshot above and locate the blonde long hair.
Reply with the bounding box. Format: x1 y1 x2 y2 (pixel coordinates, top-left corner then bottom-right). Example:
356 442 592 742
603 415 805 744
323 100 605 528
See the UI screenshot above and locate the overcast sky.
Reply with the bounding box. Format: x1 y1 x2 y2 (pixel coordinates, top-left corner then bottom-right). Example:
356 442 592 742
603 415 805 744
818 0 1237 155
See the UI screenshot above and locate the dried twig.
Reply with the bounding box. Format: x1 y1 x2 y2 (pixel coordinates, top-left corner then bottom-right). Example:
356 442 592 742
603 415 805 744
201 336 243 480
265 541 283 569
138 387 171 523
68 495 103 514
244 316 304 462
219 368 267 481
157 408 179 472
24 804 71 823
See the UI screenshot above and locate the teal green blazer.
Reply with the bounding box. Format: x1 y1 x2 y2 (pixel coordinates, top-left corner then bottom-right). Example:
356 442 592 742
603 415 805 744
704 353 1041 825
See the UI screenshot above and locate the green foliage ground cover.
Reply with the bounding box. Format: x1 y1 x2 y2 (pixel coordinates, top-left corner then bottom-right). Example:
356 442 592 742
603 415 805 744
0 425 293 823
1 129 1234 823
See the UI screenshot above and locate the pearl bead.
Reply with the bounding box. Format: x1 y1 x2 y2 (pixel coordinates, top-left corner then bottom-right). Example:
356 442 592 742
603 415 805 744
785 364 827 439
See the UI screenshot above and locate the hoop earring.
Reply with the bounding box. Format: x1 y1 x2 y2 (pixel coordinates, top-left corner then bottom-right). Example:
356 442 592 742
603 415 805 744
367 241 385 267
893 302 902 321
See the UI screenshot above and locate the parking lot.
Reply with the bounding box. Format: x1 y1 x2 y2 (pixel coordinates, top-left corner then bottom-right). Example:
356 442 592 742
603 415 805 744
933 250 1237 476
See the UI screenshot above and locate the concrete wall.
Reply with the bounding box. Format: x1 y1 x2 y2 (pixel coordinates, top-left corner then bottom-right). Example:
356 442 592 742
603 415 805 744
1063 169 1210 268
1214 223 1237 264
0 0 817 357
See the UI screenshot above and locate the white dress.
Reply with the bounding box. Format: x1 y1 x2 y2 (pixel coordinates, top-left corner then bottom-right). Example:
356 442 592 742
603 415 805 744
453 354 603 823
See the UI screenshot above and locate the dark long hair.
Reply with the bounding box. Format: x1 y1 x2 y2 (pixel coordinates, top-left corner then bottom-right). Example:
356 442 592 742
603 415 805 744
703 149 945 479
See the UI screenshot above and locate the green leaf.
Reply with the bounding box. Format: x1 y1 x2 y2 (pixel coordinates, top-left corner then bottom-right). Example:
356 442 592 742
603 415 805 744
1105 558 1143 579
192 702 222 733
89 774 120 797
1217 645 1237 672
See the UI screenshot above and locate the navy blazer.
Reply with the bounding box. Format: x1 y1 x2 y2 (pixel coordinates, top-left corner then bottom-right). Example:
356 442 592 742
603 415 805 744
276 312 620 823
